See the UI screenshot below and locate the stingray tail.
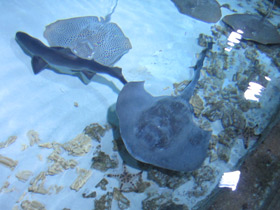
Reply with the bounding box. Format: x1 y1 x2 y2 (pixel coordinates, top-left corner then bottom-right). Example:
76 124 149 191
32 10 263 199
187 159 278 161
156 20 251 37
112 67 127 84
182 42 213 100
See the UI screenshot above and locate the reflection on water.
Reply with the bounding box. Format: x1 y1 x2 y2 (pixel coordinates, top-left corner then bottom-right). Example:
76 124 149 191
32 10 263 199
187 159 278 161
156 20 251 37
244 82 264 102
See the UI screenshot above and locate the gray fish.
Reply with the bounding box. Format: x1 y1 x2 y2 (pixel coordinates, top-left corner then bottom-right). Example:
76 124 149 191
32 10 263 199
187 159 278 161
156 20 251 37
15 31 127 84
116 43 212 172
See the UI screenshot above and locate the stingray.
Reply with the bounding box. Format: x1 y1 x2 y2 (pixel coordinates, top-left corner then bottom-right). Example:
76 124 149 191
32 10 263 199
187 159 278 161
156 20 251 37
171 0 222 23
43 16 132 67
222 0 280 44
116 43 213 172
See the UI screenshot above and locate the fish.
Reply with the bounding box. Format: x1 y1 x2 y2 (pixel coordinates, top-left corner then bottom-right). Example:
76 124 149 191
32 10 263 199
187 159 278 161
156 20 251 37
116 43 213 172
15 31 127 84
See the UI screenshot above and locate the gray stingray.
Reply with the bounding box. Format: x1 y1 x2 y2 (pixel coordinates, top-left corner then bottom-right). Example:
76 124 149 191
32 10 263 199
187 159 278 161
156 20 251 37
116 43 213 172
222 13 280 44
15 32 127 84
171 0 221 23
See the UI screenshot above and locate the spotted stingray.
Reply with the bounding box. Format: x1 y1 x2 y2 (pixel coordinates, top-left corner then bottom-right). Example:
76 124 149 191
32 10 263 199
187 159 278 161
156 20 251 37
116 43 212 172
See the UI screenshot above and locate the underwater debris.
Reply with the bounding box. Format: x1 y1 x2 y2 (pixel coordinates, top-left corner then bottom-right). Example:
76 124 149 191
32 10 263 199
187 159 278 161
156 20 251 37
0 135 17 149
172 80 191 96
217 144 231 163
192 166 216 185
21 200 46 210
147 169 188 190
202 101 224 122
188 184 208 198
217 129 237 148
83 123 109 142
95 178 109 191
242 125 260 149
74 102 79 107
198 33 213 47
107 163 145 192
91 151 118 172
188 166 216 197
190 94 204 117
16 170 33 182
142 192 189 210
0 181 10 193
70 168 92 191
211 25 228 40
53 185 64 194
94 192 113 210
113 188 130 209
62 133 92 156
0 154 18 170
27 130 40 146
47 151 77 175
38 142 53 149
82 191 96 198
221 106 246 131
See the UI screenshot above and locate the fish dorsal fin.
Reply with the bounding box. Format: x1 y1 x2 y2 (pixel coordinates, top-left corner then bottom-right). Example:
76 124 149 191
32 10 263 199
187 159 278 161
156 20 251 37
31 56 48 74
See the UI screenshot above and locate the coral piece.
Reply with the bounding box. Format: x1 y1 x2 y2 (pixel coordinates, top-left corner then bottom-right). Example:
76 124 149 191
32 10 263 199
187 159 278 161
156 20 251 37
107 163 144 192
21 200 46 210
0 154 18 170
0 181 10 193
173 80 191 96
62 134 92 156
82 191 96 198
47 151 78 175
28 172 49 194
16 170 33 182
217 144 231 162
0 135 17 148
147 169 187 189
91 151 118 172
70 168 92 191
113 188 130 209
142 192 189 210
94 192 113 210
242 125 260 149
190 94 204 117
95 178 109 190
27 130 40 146
38 142 53 149
83 123 108 142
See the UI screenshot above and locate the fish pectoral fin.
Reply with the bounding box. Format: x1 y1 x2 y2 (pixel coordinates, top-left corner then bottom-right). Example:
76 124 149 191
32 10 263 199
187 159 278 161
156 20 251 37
74 70 96 85
31 56 48 74
82 70 96 80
